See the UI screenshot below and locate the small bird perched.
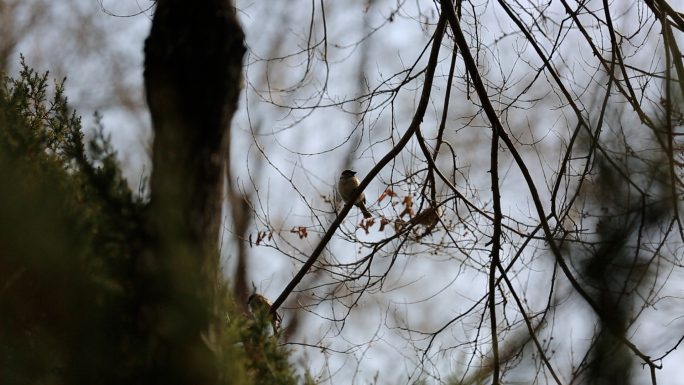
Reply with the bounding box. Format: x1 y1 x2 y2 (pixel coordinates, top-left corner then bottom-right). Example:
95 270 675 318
409 203 442 227
338 169 372 218
247 293 282 334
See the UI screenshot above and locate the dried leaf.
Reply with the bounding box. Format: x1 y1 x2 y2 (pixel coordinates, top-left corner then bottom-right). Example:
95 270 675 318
379 218 389 231
378 188 398 202
291 227 308 239
398 207 414 218
403 195 413 208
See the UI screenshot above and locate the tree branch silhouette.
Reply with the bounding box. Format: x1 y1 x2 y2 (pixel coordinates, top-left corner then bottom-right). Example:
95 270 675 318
270 13 448 314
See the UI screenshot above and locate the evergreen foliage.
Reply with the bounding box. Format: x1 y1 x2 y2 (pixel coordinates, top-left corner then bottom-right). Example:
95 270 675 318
0 58 303 384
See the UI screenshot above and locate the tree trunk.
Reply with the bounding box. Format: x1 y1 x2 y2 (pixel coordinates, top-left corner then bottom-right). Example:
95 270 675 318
142 0 244 383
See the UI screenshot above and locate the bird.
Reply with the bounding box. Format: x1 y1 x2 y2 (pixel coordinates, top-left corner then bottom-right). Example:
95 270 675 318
409 203 442 227
338 169 372 218
247 293 281 334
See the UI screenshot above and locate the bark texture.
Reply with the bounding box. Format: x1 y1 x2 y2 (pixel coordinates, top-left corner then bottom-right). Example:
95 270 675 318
142 1 245 383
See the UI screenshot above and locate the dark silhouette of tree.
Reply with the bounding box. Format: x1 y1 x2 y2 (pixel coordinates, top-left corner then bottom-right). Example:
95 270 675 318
141 0 245 382
0 2 305 384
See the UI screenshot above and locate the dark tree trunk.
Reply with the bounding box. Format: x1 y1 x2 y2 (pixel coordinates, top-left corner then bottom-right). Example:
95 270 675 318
142 0 244 383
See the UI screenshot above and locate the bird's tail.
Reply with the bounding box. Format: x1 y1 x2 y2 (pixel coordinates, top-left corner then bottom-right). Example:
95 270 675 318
359 203 372 218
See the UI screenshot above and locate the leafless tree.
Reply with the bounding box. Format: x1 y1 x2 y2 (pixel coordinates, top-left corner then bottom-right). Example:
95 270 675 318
232 0 684 383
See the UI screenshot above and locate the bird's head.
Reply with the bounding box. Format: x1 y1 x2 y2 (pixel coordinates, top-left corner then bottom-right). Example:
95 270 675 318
340 169 356 179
